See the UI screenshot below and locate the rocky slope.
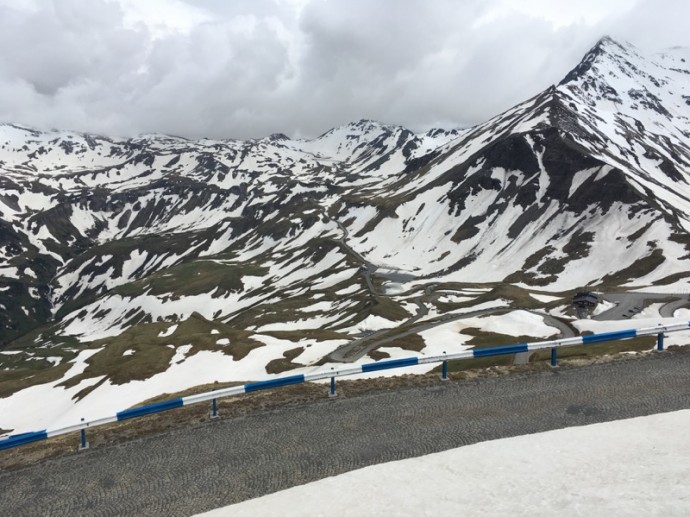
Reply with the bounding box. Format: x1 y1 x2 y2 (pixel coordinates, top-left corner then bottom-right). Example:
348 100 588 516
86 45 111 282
1 37 689 430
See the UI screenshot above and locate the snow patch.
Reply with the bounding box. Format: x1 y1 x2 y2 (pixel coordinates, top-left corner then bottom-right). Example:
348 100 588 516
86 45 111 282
204 410 690 516
158 324 178 338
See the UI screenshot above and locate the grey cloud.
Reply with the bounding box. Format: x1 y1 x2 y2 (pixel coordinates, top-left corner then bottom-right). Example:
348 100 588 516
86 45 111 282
0 0 687 139
604 0 690 49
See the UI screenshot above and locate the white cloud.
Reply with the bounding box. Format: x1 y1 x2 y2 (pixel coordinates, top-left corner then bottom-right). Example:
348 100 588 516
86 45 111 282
0 0 686 139
118 0 212 37
486 0 639 28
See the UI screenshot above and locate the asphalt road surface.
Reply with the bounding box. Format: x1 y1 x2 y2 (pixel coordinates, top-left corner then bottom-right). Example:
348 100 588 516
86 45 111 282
595 292 681 320
2 350 690 516
330 307 574 363
659 296 690 317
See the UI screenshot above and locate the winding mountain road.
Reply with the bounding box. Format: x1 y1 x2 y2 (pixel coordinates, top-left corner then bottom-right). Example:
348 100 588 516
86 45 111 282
2 349 689 516
591 292 690 320
329 306 574 363
326 214 575 363
659 296 690 317
326 213 689 366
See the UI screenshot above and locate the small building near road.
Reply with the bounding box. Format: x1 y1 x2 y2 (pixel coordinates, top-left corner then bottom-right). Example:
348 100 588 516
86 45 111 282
573 291 599 309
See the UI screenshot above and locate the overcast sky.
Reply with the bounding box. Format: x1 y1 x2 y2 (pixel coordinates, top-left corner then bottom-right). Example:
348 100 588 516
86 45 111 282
0 0 687 140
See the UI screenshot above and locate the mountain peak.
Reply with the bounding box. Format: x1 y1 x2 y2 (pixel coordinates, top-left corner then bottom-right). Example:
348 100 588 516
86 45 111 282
558 36 638 86
594 35 624 49
348 119 386 132
3 36 690 436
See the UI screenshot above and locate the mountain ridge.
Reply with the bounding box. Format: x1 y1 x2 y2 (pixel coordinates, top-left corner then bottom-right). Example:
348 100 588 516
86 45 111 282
1 36 690 434
1 37 688 331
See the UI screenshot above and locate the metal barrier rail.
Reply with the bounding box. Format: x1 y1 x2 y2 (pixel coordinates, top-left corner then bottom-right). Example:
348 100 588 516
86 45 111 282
1 321 688 451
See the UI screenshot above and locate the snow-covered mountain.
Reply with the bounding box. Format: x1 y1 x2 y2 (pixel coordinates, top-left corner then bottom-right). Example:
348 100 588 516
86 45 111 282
1 36 690 430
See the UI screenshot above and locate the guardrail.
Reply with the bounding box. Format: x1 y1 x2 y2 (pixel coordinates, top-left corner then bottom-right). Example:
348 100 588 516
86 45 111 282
1 321 688 451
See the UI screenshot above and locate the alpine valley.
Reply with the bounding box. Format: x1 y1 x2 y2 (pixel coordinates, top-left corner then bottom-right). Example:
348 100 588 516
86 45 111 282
2 36 690 434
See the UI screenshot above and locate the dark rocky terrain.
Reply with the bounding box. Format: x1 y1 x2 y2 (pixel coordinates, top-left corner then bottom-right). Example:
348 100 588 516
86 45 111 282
1 36 689 436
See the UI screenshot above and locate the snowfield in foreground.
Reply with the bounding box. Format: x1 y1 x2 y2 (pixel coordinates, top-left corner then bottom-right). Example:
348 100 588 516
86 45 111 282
200 409 690 516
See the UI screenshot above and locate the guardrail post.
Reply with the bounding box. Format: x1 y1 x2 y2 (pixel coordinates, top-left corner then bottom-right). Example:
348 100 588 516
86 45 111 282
79 418 89 451
211 398 218 419
657 332 664 351
550 348 557 367
329 376 337 398
441 360 448 381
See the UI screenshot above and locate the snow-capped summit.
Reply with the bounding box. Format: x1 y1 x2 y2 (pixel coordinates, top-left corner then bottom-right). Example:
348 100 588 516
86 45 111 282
0 37 689 427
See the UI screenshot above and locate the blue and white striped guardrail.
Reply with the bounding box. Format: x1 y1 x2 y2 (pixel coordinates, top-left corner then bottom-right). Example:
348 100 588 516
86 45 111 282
1 321 688 451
